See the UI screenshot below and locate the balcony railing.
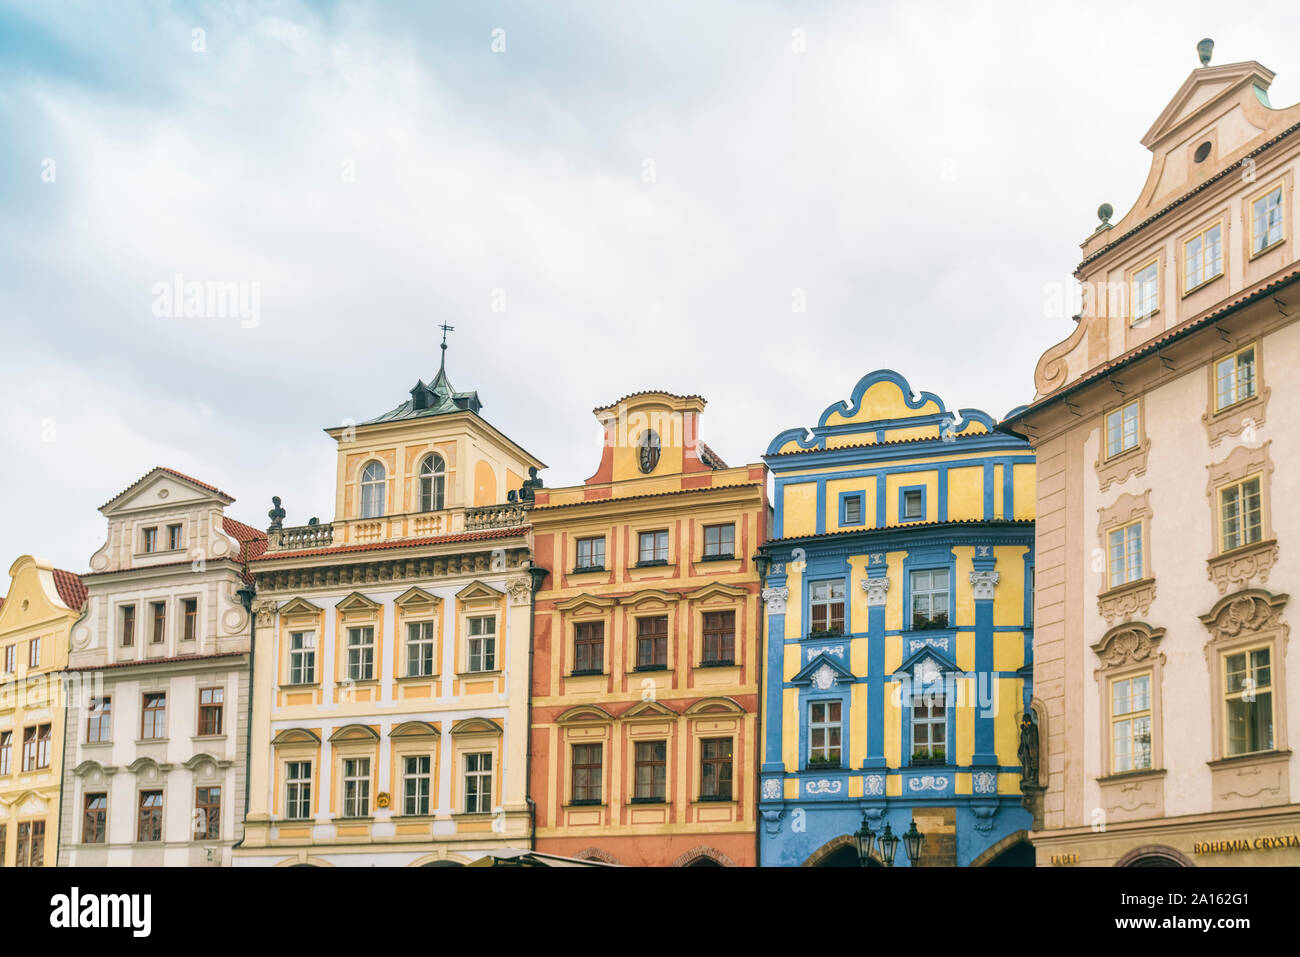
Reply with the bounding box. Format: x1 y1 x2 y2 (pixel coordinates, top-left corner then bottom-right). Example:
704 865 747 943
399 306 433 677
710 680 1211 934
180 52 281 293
265 502 530 553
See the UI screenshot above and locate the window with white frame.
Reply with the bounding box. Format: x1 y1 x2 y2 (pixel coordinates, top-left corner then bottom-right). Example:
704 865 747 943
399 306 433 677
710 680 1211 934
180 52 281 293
1224 646 1274 756
289 631 316 684
1131 260 1159 321
911 690 946 762
1107 522 1144 589
342 757 371 817
1105 400 1140 458
1110 673 1152 773
419 454 446 512
466 616 496 672
406 621 435 677
1184 222 1223 290
1214 345 1257 412
809 579 845 634
1219 476 1263 552
910 569 950 629
1252 186 1284 254
403 755 431 815
360 461 386 518
285 761 312 819
346 626 375 681
808 701 842 766
464 752 493 813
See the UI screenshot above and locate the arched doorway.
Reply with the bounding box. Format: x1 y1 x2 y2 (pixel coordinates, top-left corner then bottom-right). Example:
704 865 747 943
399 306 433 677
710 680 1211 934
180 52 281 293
1116 845 1192 867
421 860 465 867
802 834 882 867
971 830 1035 867
687 857 724 867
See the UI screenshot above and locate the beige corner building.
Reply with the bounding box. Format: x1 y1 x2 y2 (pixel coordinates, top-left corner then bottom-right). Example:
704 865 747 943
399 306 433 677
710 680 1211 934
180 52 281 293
1005 44 1300 866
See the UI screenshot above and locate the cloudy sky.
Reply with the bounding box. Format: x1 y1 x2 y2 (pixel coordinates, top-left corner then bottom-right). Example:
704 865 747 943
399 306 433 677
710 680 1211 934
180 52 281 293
2 0 1298 575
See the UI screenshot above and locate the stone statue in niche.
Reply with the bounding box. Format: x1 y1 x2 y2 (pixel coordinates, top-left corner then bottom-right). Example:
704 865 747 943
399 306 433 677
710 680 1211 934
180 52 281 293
1018 711 1039 785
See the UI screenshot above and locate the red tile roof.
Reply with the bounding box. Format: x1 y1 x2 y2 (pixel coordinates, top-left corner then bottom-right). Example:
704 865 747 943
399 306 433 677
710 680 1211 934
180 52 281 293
222 516 269 563
100 466 234 510
253 526 530 562
532 483 763 511
65 651 248 673
52 568 87 612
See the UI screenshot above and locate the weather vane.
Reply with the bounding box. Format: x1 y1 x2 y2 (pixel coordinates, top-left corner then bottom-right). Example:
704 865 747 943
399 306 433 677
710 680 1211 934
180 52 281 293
438 323 454 371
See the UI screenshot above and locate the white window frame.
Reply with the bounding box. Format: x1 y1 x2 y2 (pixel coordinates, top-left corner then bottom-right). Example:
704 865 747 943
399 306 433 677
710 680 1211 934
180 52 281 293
419 454 446 512
1252 185 1285 254
1105 400 1140 459
289 631 316 685
466 615 497 673
1223 645 1274 757
346 626 375 681
285 761 312 820
464 752 493 813
342 757 371 818
909 568 950 629
1214 344 1257 412
808 700 842 764
1218 476 1263 553
1183 221 1223 292
1110 672 1153 773
360 461 386 518
1130 259 1159 323
406 621 435 678
402 755 432 815
1107 521 1144 589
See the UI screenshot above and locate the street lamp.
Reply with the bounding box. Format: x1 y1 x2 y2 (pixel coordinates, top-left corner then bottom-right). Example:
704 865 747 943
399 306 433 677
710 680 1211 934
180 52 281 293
902 819 926 866
853 814 876 867
877 822 899 866
752 552 772 581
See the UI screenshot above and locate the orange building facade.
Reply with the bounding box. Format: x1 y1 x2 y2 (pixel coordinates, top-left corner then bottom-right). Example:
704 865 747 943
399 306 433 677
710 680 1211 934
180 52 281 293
528 392 769 866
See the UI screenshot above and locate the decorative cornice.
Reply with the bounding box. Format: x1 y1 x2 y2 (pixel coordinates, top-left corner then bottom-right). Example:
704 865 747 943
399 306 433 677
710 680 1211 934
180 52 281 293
1097 577 1156 626
253 548 530 594
1207 539 1280 595
1092 622 1167 673
1200 589 1290 645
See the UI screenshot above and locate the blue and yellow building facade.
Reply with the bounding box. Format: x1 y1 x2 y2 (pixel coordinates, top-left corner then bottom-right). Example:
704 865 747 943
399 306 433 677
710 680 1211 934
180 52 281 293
757 370 1036 866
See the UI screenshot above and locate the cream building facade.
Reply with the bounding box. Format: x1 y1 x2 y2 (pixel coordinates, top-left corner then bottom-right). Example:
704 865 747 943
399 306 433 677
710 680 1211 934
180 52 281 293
234 358 545 866
59 467 265 867
1005 45 1300 866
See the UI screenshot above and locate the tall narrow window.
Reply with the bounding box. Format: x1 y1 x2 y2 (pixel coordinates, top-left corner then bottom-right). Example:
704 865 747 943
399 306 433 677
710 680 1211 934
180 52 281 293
699 738 733 801
197 687 224 736
576 536 606 570
911 692 947 763
289 631 316 684
633 741 667 802
809 701 842 766
810 580 845 634
1219 477 1263 552
403 755 431 815
1252 186 1284 253
638 530 669 564
1111 674 1152 773
121 605 136 647
360 461 386 518
1224 647 1273 756
138 792 163 842
1214 345 1257 412
167 524 183 550
2 645 12 672
151 602 166 644
285 762 312 820
406 621 435 677
636 616 668 669
342 758 371 817
27 638 40 669
22 725 50 771
0 731 11 775
419 454 446 512
86 697 112 744
910 569 950 629
1107 522 1144 588
573 621 604 674
142 527 158 553
1131 260 1159 322
346 626 375 681
464 752 493 813
141 692 167 740
466 616 496 673
15 821 44 866
1184 222 1223 290
1105 400 1140 458
182 598 198 641
83 794 107 844
194 786 221 840
570 743 603 805
703 523 735 559
702 611 735 665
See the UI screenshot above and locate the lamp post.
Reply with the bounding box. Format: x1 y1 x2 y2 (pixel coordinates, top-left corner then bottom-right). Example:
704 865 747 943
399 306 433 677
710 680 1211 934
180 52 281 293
853 814 876 867
877 822 899 866
902 819 926 866
752 552 772 581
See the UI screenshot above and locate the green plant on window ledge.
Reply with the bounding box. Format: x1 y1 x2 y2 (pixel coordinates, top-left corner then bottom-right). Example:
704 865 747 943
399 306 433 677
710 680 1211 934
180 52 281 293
807 753 841 769
808 626 844 638
911 747 946 765
910 613 949 631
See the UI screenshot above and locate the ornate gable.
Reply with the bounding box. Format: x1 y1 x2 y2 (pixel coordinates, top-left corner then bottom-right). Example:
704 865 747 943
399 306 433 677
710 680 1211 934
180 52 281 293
456 581 504 604
792 653 854 690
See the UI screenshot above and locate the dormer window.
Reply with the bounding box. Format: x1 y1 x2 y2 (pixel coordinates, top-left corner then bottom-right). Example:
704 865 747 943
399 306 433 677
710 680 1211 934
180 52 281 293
360 461 386 518
419 454 446 512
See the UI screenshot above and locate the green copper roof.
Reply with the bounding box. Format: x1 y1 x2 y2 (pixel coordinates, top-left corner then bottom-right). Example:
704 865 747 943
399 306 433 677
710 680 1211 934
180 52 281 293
361 363 483 425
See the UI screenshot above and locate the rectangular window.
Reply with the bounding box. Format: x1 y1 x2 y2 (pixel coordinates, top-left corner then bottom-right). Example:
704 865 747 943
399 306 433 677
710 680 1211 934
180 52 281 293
289 631 316 684
703 523 735 559
83 793 107 844
194 786 221 840
1107 522 1144 589
810 580 845 634
403 755 431 815
0 731 10 775
570 743 603 805
702 611 735 665
911 692 947 762
636 616 668 669
198 687 224 736
150 602 166 644
699 738 733 801
903 489 924 521
1252 186 1284 253
1214 345 1257 412
1111 673 1153 773
638 530 669 564
576 536 606 570
466 616 496 673
137 791 163 842
464 752 493 813
1105 400 1140 458
167 524 183 550
405 621 435 677
573 621 604 674
2 645 12 673
809 701 842 766
346 626 375 681
141 692 167 740
285 761 312 820
182 598 198 641
1131 260 1159 321
15 820 44 867
22 724 50 771
1219 477 1263 552
842 493 864 526
121 605 136 647
633 741 667 802
1184 222 1223 290
27 638 41 669
342 757 371 817
142 527 158 553
86 697 112 744
1225 647 1273 756
910 569 950 629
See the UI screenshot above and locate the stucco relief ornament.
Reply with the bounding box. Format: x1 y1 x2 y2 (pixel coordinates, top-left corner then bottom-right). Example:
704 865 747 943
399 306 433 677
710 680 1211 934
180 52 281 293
863 773 885 796
1095 628 1157 669
810 664 836 691
973 771 997 794
805 779 842 795
861 575 890 607
505 577 532 605
253 600 277 627
762 586 789 614
806 645 844 660
969 570 999 600
908 776 948 792
761 778 782 801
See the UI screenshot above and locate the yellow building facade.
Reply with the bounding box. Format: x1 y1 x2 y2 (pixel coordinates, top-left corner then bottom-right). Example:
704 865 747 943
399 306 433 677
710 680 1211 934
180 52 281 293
0 556 86 867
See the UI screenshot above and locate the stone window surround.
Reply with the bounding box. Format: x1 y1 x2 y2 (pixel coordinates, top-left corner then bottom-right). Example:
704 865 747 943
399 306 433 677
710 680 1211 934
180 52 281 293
1092 622 1167 778
1204 441 1277 597
1243 174 1290 262
1202 335 1271 446
1178 210 1228 299
1096 491 1155 626
1095 393 1151 492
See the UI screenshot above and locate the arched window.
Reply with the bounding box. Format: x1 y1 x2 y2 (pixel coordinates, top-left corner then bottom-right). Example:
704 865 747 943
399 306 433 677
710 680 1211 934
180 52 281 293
360 461 386 518
420 454 446 512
